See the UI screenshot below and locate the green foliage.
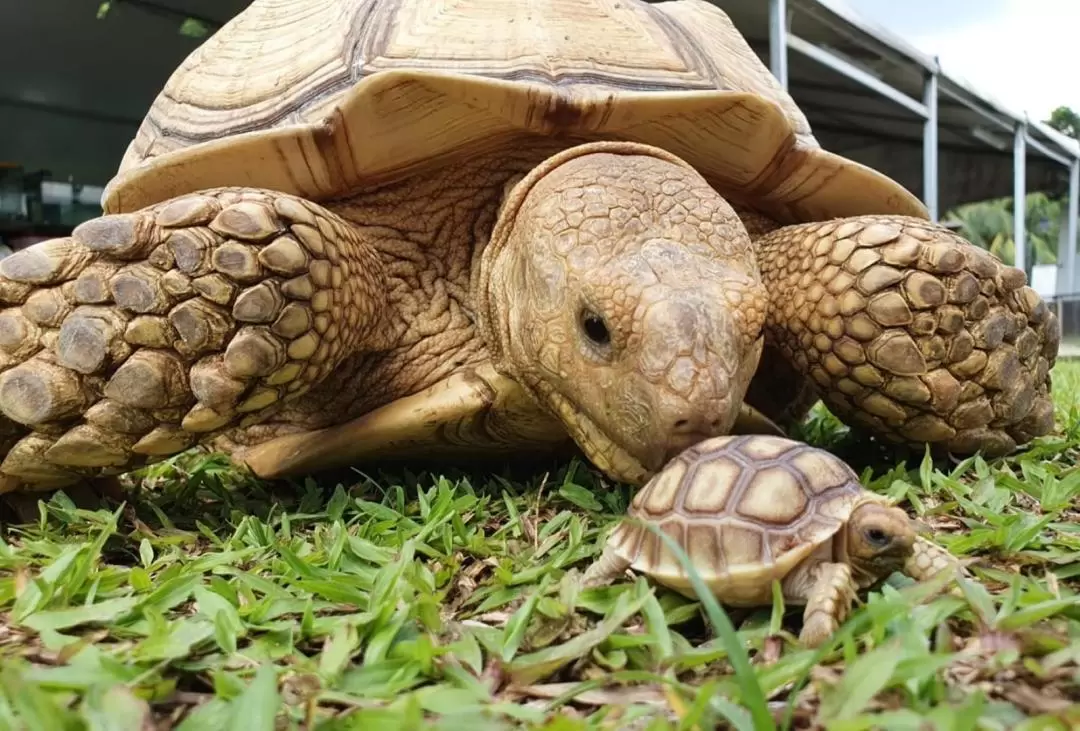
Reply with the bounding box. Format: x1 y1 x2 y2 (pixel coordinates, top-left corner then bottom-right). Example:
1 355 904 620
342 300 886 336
179 18 211 39
944 192 1063 267
942 105 1079 271
1047 106 1080 140
95 1 210 38
0 363 1078 729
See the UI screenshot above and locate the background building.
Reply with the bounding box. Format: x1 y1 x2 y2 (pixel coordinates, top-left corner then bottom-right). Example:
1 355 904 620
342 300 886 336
2 0 1077 340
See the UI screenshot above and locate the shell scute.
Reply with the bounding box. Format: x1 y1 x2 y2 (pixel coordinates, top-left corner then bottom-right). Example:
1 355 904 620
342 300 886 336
680 455 741 515
733 433 800 461
632 456 687 515
788 448 857 495
685 523 723 572
718 522 766 568
735 464 808 524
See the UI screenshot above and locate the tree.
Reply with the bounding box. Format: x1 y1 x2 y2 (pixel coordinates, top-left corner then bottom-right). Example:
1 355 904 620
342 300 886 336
1047 105 1080 140
945 192 1061 267
943 105 1078 271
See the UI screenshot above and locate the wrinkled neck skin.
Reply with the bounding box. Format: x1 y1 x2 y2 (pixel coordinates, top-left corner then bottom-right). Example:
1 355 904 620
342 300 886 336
474 141 768 485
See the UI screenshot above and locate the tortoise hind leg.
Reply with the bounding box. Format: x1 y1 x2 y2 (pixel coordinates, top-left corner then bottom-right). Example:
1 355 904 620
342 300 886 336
752 216 1059 458
0 188 389 496
581 542 634 588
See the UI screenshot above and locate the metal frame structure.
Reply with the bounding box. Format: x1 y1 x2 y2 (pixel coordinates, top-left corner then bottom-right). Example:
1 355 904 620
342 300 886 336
765 0 1080 298
1069 162 1080 292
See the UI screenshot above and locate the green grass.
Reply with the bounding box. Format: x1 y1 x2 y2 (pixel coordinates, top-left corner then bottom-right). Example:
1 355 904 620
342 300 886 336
1 365 1079 731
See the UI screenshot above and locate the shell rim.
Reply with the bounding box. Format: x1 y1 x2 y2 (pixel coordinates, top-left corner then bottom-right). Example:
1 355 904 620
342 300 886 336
102 69 930 224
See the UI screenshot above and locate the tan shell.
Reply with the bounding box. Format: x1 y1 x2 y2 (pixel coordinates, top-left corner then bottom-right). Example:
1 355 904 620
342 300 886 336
102 0 927 225
607 434 866 604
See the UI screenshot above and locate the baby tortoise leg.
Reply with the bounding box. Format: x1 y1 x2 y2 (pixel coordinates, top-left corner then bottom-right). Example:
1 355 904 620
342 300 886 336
753 216 1059 458
905 536 966 581
580 543 634 588
581 519 640 588
785 560 858 648
0 187 389 496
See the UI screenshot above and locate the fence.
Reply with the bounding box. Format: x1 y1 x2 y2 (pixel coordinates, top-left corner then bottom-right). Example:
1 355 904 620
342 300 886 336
1050 295 1080 350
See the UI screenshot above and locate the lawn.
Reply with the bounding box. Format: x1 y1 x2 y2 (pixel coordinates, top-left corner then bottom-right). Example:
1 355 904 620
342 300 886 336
1 363 1078 731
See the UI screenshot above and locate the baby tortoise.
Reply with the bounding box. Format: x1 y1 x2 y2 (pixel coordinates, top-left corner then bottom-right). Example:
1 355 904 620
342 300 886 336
582 434 961 647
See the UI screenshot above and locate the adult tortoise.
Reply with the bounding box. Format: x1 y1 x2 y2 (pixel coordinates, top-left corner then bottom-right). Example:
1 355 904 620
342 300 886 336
0 0 1060 497
582 434 963 647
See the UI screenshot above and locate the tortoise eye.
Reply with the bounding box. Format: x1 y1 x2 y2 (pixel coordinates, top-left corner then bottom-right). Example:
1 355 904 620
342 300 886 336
865 527 889 546
581 310 611 346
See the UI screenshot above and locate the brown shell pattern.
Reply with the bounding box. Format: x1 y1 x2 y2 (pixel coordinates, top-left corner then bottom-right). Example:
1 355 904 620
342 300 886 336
120 0 813 172
610 435 865 579
103 0 926 223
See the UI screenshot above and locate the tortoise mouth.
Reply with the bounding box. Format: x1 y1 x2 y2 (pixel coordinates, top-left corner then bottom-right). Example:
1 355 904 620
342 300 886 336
545 389 654 486
663 430 717 463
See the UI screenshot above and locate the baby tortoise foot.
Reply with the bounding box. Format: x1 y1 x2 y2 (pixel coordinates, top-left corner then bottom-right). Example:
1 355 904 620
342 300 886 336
0 188 389 494
754 216 1059 458
580 545 633 588
792 561 858 648
906 535 968 581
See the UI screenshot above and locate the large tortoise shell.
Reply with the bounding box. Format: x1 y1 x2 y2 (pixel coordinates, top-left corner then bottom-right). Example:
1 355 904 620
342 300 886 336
606 435 866 603
102 0 926 226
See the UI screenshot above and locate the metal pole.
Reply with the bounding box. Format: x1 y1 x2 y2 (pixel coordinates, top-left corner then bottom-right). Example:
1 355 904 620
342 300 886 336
1013 121 1027 276
922 63 939 221
1068 158 1079 294
770 0 788 89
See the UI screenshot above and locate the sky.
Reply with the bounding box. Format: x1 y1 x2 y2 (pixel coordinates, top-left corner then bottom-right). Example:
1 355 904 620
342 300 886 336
839 0 1078 122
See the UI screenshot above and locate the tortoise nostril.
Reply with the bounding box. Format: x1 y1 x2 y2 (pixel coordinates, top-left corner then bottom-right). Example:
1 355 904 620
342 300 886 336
672 415 724 436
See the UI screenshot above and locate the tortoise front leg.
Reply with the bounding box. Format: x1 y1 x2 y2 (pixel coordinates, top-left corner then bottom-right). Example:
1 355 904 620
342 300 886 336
784 560 857 648
0 188 390 497
905 536 965 581
752 216 1059 458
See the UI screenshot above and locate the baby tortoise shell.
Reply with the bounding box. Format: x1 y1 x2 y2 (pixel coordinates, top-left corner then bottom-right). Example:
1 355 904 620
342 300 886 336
582 434 963 646
601 434 867 604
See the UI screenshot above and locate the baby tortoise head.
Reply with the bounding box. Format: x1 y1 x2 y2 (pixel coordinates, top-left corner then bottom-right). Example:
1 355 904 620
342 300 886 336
842 498 917 583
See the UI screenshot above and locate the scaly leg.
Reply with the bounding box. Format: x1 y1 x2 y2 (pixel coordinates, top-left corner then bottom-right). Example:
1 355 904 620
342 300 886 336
905 536 966 581
785 560 857 648
753 215 1059 458
0 188 389 496
581 542 634 588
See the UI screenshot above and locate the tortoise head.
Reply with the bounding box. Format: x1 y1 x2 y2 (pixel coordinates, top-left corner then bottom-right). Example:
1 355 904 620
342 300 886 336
476 141 767 484
843 497 917 582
